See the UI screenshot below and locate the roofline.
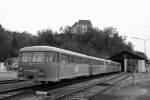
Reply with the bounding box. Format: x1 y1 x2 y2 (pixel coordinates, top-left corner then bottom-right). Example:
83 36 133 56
20 45 120 63
108 50 146 60
20 46 87 58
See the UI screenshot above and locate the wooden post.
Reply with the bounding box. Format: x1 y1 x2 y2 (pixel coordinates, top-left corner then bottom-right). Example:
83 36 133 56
124 59 127 72
124 54 127 72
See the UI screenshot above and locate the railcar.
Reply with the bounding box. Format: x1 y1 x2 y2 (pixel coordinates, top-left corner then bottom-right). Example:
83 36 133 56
87 56 106 75
18 46 89 83
18 46 121 83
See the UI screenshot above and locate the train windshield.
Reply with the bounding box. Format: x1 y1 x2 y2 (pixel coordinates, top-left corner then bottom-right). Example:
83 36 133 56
21 52 32 62
21 52 45 63
32 52 45 62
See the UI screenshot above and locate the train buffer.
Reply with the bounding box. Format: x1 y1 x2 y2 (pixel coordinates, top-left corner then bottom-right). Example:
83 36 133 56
35 91 54 99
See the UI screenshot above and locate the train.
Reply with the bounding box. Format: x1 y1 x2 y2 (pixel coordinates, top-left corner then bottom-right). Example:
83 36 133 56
18 46 121 84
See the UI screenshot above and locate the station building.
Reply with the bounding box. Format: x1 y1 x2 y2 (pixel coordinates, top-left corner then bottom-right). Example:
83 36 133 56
108 50 146 73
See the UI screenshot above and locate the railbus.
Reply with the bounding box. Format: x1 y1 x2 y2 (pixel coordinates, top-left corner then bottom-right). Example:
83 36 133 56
18 46 121 84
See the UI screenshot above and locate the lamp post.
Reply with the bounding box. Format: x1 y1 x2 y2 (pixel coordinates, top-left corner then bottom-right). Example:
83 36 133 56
131 37 150 73
131 37 150 56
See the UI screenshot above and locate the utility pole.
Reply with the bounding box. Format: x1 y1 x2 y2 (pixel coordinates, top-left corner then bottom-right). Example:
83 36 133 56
131 37 150 56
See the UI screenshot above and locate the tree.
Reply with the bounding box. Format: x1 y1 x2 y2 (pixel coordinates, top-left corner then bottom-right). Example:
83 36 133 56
0 25 13 61
36 29 57 46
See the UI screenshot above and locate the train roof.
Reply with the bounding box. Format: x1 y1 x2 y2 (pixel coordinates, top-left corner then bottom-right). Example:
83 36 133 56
87 56 105 61
105 59 120 64
20 46 121 64
20 46 87 57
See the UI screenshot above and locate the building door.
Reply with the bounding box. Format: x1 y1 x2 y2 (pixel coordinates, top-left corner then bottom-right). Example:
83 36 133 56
127 59 138 73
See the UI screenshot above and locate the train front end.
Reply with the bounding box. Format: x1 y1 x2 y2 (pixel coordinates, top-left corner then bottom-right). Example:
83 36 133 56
18 51 47 82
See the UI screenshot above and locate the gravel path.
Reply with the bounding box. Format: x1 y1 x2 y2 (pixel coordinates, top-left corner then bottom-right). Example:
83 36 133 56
7 73 150 100
19 73 127 100
91 73 150 100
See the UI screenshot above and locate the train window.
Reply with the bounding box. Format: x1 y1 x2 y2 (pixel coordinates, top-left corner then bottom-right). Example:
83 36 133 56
60 54 68 64
21 52 32 62
83 58 86 64
91 60 93 64
68 55 75 64
98 61 104 65
76 56 80 64
74 56 77 64
32 52 45 62
95 60 97 64
66 54 69 63
78 57 82 64
53 52 59 63
71 55 75 64
46 52 53 62
88 59 90 64
96 60 99 65
68 55 72 63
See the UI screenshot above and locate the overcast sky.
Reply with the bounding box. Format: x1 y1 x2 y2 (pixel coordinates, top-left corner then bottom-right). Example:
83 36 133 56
0 0 150 57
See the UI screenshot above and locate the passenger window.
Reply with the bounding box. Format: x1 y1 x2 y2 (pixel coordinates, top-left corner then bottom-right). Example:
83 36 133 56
60 54 66 64
74 56 77 64
32 52 45 62
78 57 82 64
21 52 32 62
76 56 80 64
46 52 53 63
53 52 59 63
68 55 72 63
72 56 76 64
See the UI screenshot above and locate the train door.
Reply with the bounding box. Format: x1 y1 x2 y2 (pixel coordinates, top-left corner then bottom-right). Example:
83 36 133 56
45 52 59 82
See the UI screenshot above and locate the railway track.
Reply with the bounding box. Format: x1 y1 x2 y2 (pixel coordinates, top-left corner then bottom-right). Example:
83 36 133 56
0 72 129 100
0 79 41 100
0 74 106 100
0 79 28 84
55 73 130 100
34 72 131 100
0 83 41 100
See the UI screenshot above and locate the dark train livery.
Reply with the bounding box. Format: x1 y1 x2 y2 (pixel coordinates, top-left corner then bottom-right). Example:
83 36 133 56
18 46 121 83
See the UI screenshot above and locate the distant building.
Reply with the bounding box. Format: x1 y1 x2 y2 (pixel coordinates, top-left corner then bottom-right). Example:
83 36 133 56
71 20 93 33
0 62 6 71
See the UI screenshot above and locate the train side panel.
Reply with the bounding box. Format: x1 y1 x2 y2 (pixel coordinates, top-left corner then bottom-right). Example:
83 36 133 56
59 64 89 79
43 63 59 82
90 65 106 75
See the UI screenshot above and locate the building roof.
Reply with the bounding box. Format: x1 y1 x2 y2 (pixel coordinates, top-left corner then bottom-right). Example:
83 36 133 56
78 20 92 26
73 20 92 26
108 50 146 60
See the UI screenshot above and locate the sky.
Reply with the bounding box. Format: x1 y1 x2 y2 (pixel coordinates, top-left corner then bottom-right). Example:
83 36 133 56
0 0 150 58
